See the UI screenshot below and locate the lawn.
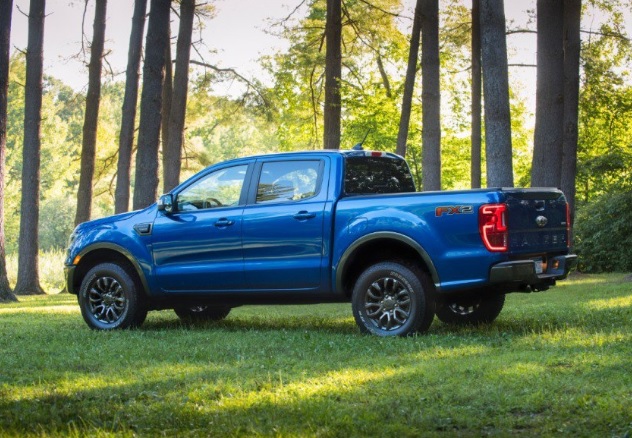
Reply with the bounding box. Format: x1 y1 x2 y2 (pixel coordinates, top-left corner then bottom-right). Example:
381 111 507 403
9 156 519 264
0 273 630 437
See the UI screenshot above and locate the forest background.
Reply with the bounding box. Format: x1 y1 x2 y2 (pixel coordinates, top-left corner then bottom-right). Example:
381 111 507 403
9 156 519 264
2 0 632 298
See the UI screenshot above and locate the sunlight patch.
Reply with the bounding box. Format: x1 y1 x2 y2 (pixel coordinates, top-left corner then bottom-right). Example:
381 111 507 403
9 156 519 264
586 295 632 311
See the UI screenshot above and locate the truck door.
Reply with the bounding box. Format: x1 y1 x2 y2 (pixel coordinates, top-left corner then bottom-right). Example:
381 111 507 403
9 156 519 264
151 164 251 292
242 158 329 291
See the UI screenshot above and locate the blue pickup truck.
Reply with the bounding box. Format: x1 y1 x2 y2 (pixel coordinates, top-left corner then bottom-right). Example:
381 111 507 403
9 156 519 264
65 150 576 336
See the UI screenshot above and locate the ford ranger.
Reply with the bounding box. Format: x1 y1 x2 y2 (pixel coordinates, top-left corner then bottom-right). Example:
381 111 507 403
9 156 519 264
65 150 576 336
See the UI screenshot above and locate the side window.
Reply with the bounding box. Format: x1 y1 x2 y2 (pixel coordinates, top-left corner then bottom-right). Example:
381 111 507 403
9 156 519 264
256 161 321 204
177 165 248 211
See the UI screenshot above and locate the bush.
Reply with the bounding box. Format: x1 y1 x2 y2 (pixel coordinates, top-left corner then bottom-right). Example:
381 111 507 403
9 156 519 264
574 191 632 272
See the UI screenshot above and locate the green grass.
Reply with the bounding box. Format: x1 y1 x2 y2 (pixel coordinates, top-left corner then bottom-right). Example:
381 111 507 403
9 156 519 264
0 273 631 437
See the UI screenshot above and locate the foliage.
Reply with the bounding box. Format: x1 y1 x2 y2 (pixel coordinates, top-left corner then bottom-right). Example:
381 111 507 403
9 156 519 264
0 274 630 436
576 19 632 205
574 191 632 273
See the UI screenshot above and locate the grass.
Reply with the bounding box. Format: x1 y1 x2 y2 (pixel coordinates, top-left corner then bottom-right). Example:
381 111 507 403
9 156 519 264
0 273 631 437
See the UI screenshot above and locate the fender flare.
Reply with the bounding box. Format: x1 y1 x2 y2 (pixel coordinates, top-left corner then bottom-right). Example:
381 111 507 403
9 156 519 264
75 242 152 296
335 231 440 293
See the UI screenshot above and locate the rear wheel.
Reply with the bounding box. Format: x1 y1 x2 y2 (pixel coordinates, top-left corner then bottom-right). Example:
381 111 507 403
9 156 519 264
352 261 434 336
436 294 505 326
78 262 147 330
174 305 231 323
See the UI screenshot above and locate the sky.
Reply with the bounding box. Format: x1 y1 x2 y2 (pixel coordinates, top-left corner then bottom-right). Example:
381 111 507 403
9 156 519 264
7 0 631 112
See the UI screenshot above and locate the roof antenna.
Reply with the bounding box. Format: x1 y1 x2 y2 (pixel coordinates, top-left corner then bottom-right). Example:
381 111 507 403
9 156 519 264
352 130 371 151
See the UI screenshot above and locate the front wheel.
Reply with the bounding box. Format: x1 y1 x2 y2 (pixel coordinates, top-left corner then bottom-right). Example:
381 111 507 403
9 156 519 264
78 262 147 330
174 305 231 323
352 261 435 336
436 294 505 326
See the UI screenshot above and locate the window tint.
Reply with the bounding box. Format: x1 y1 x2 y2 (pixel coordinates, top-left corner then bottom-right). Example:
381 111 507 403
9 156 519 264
177 165 248 211
256 161 321 204
344 156 416 195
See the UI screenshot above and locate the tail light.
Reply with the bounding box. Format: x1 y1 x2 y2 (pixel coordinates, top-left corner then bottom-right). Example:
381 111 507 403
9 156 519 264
479 203 508 252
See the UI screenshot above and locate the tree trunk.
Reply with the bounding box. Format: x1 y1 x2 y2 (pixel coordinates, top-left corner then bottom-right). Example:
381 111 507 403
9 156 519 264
323 0 341 150
14 0 45 295
396 0 422 158
75 0 107 226
163 0 195 193
421 0 441 191
0 0 17 302
133 0 171 210
471 0 482 188
161 21 172 186
560 0 581 221
115 0 147 214
532 0 564 188
480 0 514 187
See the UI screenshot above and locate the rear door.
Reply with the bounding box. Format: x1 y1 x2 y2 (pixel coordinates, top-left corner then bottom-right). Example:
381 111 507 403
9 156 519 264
241 158 329 291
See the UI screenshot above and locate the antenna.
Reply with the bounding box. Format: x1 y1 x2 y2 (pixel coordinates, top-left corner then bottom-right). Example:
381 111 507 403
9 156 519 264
352 130 371 150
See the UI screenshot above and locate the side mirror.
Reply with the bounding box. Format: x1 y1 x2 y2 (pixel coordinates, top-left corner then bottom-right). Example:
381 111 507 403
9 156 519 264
157 194 174 214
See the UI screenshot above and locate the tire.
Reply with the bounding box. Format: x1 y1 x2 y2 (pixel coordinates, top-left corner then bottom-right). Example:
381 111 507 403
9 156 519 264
352 261 435 336
78 262 147 330
174 305 231 323
436 294 505 326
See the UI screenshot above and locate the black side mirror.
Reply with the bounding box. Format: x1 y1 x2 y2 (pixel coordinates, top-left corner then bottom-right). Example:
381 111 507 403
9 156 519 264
157 194 175 214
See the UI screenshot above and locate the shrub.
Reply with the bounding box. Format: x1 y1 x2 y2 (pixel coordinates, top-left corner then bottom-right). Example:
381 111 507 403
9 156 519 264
574 190 632 272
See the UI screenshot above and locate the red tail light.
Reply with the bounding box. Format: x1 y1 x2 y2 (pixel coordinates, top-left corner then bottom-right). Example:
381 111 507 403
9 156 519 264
479 203 508 252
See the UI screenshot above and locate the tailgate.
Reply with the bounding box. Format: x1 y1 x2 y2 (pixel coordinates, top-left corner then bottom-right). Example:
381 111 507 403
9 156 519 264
504 189 569 255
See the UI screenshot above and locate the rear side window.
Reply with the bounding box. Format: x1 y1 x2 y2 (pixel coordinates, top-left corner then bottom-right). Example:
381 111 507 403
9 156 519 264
256 160 322 203
344 157 416 195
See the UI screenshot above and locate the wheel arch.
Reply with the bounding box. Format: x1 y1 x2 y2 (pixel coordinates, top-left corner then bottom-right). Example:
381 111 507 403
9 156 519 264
69 243 150 297
335 232 440 298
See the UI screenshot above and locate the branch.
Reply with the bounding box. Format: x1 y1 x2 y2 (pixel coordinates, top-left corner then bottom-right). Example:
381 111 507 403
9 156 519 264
508 63 537 68
355 0 405 19
580 29 631 42
188 59 270 107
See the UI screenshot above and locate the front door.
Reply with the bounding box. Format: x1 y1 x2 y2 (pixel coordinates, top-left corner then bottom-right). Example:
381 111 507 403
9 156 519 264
151 164 250 292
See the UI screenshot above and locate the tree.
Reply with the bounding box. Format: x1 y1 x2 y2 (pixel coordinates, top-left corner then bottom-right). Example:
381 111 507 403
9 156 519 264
396 0 422 157
532 0 564 188
421 0 441 191
470 0 481 188
560 0 581 219
161 20 172 187
479 0 513 187
163 0 195 193
323 0 341 150
115 0 148 214
75 0 107 225
14 0 46 295
0 0 17 302
133 0 171 210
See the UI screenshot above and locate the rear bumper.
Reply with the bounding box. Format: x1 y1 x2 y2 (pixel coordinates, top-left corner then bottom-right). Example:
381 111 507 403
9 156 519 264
489 254 577 289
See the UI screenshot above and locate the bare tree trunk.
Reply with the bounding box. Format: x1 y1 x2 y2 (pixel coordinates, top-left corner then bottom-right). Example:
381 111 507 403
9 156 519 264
133 0 171 210
396 0 422 157
115 0 147 214
0 0 17 302
161 21 172 184
471 0 482 188
561 0 581 220
323 0 341 150
421 0 441 191
15 0 45 295
163 0 195 193
75 0 107 225
480 0 514 187
532 0 564 188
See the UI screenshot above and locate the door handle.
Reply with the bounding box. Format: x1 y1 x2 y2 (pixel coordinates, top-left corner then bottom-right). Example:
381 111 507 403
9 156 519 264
214 218 235 227
293 211 316 221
